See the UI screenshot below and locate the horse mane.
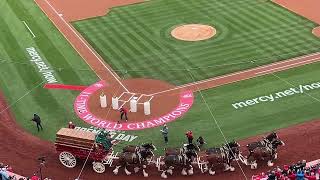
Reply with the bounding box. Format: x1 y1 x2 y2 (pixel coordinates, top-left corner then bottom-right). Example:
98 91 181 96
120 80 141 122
266 132 277 141
141 143 150 148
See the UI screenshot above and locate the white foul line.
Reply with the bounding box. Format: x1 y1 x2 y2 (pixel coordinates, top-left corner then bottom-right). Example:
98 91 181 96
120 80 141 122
149 52 320 96
22 21 36 38
255 57 320 75
41 0 129 92
0 81 45 115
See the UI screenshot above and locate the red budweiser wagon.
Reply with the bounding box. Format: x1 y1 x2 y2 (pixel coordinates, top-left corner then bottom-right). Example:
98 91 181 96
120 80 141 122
55 128 118 173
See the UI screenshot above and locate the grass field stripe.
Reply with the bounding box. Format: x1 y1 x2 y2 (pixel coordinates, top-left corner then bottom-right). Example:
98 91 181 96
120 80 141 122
73 0 320 85
0 80 44 115
21 20 36 38
272 73 320 103
130 0 260 21
149 52 320 96
41 0 129 92
115 8 192 75
34 1 105 81
255 57 320 75
79 14 154 78
171 51 320 86
187 70 249 180
115 8 205 81
123 43 320 75
183 54 320 87
271 0 316 25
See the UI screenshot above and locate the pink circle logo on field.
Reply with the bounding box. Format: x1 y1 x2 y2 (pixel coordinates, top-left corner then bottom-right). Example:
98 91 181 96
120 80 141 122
74 81 194 131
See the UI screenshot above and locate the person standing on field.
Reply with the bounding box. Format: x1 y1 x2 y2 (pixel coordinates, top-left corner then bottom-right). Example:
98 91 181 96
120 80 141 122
68 121 75 129
185 130 193 144
119 107 128 121
31 113 43 132
160 124 169 144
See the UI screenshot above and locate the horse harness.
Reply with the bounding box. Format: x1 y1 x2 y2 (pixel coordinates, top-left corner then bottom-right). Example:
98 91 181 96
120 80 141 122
250 139 275 155
206 147 230 163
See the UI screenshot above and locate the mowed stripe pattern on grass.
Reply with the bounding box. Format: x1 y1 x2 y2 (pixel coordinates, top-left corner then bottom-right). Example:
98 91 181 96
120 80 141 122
73 0 320 85
0 0 97 140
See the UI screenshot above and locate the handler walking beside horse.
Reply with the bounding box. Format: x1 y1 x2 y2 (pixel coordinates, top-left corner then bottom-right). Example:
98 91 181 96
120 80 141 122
185 131 193 144
160 124 169 144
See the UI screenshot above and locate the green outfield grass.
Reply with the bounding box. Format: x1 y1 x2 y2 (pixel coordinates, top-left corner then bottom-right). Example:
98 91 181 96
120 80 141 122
0 0 98 140
73 0 320 85
131 61 320 154
1 0 320 156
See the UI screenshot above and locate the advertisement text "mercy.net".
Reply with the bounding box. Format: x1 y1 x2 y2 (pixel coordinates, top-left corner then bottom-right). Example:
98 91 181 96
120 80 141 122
232 81 320 109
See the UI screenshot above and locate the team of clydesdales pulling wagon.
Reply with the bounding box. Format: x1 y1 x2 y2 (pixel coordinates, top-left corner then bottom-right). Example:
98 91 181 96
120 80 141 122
55 128 285 178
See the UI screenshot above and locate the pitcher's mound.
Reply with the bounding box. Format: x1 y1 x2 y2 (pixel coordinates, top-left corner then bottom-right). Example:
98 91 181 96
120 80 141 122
171 24 216 41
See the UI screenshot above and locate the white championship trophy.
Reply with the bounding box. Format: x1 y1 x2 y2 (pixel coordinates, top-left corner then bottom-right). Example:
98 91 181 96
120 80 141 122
112 97 119 109
100 93 107 108
144 101 151 115
130 97 138 112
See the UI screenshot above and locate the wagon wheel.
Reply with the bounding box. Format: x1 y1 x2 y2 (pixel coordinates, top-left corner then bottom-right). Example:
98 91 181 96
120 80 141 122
92 162 106 173
59 151 77 168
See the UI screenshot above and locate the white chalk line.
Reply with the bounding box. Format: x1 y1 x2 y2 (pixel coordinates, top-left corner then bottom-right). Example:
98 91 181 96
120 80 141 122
255 57 320 75
40 0 129 92
119 93 135 109
187 70 249 180
149 52 320 96
38 0 319 97
0 81 45 115
22 21 36 38
136 94 154 104
135 94 144 103
34 0 104 81
272 73 320 103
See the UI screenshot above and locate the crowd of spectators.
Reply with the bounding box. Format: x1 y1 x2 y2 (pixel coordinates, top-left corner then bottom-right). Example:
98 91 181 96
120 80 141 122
0 162 14 180
252 160 320 180
0 162 52 180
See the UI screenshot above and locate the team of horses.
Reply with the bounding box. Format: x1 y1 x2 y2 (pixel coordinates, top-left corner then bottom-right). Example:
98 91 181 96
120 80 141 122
111 132 285 178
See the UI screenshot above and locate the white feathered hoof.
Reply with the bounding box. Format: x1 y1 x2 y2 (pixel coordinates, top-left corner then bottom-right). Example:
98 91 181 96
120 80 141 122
209 169 216 175
223 164 230 171
267 161 274 167
161 171 168 179
167 169 173 175
113 168 119 175
143 169 149 178
250 163 257 169
229 166 235 172
125 167 131 175
134 167 140 173
188 168 194 175
274 153 278 159
181 168 187 176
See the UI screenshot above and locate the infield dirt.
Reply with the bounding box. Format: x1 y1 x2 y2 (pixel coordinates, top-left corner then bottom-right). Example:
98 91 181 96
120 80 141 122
48 0 143 21
274 0 320 37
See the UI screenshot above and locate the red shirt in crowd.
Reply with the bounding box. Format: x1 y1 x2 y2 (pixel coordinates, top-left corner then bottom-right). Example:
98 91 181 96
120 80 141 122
275 171 281 177
287 173 296 180
31 175 40 180
305 175 317 180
